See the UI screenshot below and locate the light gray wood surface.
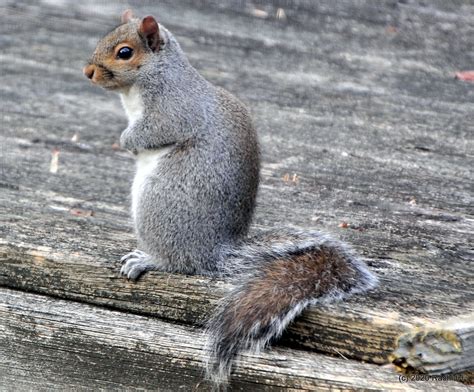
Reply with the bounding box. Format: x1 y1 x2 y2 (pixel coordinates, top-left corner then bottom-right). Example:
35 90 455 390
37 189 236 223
0 0 473 389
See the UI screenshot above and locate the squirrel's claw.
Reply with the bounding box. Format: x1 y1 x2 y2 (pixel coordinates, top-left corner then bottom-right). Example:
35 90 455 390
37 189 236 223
119 250 160 280
120 249 147 264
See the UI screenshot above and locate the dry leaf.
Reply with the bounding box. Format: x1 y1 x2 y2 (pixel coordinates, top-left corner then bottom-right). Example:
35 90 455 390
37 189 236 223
69 208 94 217
455 71 474 82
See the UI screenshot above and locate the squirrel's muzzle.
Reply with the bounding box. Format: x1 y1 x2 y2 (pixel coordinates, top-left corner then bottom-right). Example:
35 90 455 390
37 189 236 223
83 64 96 80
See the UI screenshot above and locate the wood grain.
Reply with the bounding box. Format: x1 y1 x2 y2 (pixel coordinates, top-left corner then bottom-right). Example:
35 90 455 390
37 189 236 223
0 0 473 388
1 288 470 391
391 314 474 378
0 237 407 365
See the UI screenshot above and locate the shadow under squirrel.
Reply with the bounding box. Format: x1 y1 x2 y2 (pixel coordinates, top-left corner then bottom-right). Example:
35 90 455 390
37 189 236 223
84 9 378 388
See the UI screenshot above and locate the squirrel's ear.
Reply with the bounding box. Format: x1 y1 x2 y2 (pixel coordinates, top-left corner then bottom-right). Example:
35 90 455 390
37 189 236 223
138 16 160 52
121 9 134 24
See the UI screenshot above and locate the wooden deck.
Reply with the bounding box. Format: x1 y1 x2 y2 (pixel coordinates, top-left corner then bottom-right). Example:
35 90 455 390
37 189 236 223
0 0 473 390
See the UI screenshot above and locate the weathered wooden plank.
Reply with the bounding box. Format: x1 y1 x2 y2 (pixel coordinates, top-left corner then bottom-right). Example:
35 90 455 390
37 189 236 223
391 314 474 378
0 235 405 366
0 288 470 392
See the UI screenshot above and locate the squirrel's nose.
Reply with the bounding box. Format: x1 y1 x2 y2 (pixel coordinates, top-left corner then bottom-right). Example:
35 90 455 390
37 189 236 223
83 64 96 80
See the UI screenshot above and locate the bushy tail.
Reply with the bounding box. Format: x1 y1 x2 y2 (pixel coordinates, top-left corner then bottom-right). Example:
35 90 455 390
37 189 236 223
205 229 377 387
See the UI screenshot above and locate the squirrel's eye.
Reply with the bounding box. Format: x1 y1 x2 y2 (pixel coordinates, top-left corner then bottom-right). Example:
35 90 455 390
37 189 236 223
117 47 133 60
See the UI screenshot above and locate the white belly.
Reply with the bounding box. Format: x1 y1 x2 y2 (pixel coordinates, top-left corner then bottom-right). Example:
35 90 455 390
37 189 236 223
131 147 174 220
120 85 143 124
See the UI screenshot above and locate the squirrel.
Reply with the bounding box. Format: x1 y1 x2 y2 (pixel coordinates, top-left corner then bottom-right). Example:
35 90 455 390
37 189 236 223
84 9 378 388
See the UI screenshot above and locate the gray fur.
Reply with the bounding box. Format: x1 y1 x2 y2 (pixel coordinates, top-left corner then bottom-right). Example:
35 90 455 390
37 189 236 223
121 25 260 275
87 16 378 389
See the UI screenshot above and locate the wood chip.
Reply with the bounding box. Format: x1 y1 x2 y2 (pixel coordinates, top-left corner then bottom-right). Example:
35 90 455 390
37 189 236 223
49 148 60 174
251 8 268 19
276 8 286 21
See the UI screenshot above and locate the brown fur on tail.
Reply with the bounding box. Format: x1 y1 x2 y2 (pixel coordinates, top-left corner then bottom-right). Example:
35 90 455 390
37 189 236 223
206 229 377 386
221 249 357 332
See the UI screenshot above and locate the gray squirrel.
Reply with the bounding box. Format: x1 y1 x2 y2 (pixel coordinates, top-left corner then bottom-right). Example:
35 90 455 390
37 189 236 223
84 10 378 388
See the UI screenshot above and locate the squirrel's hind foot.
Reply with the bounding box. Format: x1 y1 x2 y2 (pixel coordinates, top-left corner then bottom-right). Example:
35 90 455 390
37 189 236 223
120 250 161 280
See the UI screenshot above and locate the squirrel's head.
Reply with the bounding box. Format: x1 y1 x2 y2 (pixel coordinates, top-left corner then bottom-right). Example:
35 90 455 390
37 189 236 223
83 9 162 90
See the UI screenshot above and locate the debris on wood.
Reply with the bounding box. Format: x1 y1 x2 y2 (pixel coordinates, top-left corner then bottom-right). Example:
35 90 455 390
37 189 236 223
283 173 300 183
386 25 398 34
49 148 60 174
69 208 94 217
251 8 268 19
276 8 286 21
454 71 474 82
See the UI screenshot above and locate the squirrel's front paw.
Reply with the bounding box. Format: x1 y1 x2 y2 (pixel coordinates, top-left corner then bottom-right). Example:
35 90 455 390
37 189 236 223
119 126 137 152
120 250 159 281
